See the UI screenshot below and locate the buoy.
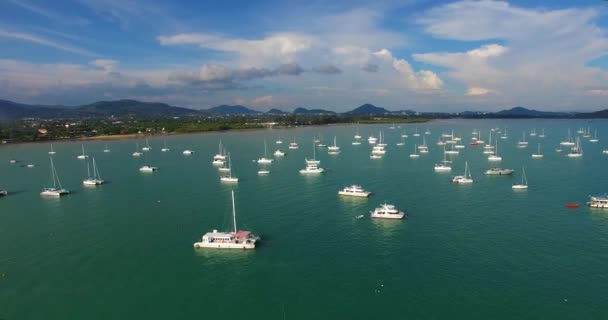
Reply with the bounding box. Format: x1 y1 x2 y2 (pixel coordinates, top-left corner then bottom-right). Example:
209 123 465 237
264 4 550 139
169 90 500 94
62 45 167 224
566 203 580 208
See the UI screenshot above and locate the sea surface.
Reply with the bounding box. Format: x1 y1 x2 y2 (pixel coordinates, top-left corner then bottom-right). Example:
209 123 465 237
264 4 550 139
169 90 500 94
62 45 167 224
1 119 608 319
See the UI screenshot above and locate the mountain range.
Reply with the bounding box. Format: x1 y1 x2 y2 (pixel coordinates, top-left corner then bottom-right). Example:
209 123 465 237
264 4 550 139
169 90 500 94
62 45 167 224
0 99 606 120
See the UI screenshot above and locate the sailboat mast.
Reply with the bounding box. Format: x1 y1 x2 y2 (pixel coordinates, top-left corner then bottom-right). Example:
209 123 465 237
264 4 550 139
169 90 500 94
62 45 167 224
87 161 91 177
231 190 237 233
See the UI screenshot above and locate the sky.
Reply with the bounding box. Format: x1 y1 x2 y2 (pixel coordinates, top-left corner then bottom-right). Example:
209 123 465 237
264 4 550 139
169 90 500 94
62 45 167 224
0 0 607 112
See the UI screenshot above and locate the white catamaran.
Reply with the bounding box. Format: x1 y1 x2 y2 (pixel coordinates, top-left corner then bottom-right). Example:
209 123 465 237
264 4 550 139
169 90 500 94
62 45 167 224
41 157 70 197
193 190 260 249
83 157 105 185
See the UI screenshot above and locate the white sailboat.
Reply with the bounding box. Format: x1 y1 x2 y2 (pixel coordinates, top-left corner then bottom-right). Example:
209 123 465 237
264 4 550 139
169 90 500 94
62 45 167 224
354 126 362 139
276 136 283 144
531 143 543 158
193 190 260 249
539 128 546 138
182 149 194 155
83 157 104 185
103 144 110 153
409 144 420 158
434 146 452 172
488 139 502 161
257 140 273 164
142 138 151 151
41 157 70 196
560 129 575 146
396 136 405 146
413 127 420 137
419 136 429 153
517 131 528 148
452 161 473 184
48 144 56 155
220 152 239 182
305 142 321 165
139 152 158 172
589 130 599 143
512 167 528 189
328 136 340 154
288 137 299 149
77 144 89 159
566 137 583 158
132 142 143 157
161 138 170 152
530 128 536 137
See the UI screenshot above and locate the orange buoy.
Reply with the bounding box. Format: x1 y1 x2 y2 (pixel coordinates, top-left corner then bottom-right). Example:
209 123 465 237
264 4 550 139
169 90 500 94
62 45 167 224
566 203 580 208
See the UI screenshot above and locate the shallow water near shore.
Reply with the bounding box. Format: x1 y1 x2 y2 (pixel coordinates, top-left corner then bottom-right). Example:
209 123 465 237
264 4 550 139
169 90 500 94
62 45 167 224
1 119 608 319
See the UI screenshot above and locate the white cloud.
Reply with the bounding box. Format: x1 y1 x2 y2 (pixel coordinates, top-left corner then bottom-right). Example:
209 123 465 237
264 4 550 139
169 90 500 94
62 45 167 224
374 49 443 90
90 59 118 73
467 87 496 96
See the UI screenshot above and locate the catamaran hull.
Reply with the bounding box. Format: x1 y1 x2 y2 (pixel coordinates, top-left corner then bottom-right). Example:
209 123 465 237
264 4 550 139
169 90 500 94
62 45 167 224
193 242 256 249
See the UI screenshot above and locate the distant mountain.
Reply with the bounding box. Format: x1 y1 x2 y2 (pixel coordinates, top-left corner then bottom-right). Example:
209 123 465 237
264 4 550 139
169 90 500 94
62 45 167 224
77 100 197 117
345 103 389 115
493 106 564 117
266 108 287 115
0 99 68 120
293 107 336 115
573 109 608 118
206 105 261 115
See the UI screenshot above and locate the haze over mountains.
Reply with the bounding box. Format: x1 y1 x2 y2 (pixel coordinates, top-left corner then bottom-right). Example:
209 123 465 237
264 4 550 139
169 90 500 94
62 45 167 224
0 99 606 120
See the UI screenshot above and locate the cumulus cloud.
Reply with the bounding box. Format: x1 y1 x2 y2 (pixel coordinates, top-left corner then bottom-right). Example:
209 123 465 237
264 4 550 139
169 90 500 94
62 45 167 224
374 49 443 90
313 65 342 74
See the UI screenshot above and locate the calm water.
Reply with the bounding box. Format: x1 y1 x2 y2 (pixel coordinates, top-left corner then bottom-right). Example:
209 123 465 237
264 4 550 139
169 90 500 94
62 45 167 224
1 119 608 319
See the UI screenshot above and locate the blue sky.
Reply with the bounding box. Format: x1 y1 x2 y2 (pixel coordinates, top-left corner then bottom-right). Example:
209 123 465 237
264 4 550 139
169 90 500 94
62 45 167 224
0 0 607 111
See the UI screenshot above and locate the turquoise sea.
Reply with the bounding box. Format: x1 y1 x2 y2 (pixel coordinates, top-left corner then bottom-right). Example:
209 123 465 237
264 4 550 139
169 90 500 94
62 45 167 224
1 119 608 319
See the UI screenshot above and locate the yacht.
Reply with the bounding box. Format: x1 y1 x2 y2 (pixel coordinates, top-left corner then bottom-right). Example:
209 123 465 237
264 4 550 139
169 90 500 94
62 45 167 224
161 139 170 152
401 131 409 138
83 157 105 185
419 137 429 153
517 132 528 148
338 185 371 197
500 128 508 139
288 138 299 149
555 145 564 153
396 136 405 146
370 154 383 159
588 194 608 208
77 144 89 159
220 152 239 182
452 161 473 184
371 145 386 155
368 135 378 144
444 143 459 155
512 167 528 189
531 143 543 158
142 138 151 151
413 127 420 137
425 128 431 135
583 127 591 138
409 144 420 158
352 140 362 145
437 137 445 146
193 190 260 250
41 157 70 197
0 190 7 197
132 142 143 157
377 132 387 147
441 132 453 138
139 165 159 172
354 127 362 139
328 136 340 154
103 144 110 153
276 137 283 144
274 149 286 157
530 128 537 137
48 144 56 155
257 167 270 175
566 137 583 158
257 140 274 164
589 130 599 143
183 150 194 155
371 203 405 219
603 149 608 154
213 141 226 160
299 163 325 174
9 159 17 164
434 146 452 172
539 128 546 138
484 168 514 175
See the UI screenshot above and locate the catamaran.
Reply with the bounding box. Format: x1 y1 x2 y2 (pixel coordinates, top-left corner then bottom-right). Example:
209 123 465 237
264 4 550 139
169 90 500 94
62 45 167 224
338 185 371 197
220 152 238 182
193 190 260 249
371 203 405 219
48 144 56 155
452 161 473 184
77 144 89 159
213 141 226 161
257 140 273 164
531 143 543 158
41 157 70 197
512 167 528 189
83 157 104 185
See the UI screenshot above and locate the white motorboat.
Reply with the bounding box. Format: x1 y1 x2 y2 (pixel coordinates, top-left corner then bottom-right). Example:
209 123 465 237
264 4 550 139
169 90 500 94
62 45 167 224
588 194 608 208
512 167 528 189
299 163 325 174
41 157 70 197
484 168 514 175
139 165 159 172
193 190 260 249
452 161 473 184
274 149 286 157
338 185 371 197
83 157 105 185
371 203 405 219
